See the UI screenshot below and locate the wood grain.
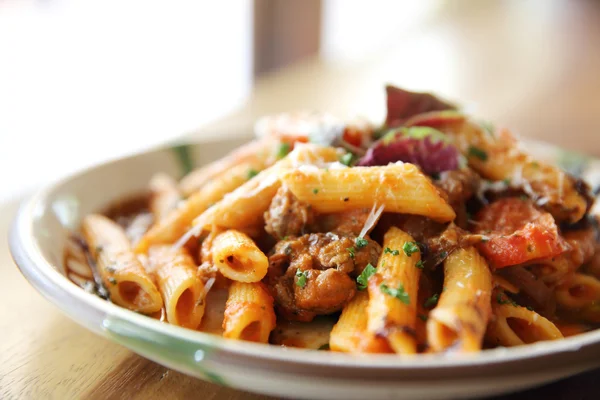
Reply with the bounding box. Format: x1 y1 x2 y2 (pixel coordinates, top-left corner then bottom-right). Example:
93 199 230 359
2 1 600 399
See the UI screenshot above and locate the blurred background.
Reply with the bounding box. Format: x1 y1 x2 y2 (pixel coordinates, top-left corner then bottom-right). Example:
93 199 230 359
1 0 599 202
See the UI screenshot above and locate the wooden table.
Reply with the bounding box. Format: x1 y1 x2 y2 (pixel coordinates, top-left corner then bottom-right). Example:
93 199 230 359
2 1 600 399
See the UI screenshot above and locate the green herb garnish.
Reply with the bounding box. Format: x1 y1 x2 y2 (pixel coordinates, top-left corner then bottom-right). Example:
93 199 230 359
468 146 488 161
247 169 259 179
108 277 117 285
380 283 410 304
355 237 368 249
347 247 356 259
313 188 319 194
415 260 424 269
424 293 439 309
340 152 355 166
296 270 308 288
418 314 428 322
277 142 291 159
384 247 400 256
356 263 376 291
318 343 330 351
496 293 517 306
402 242 420 257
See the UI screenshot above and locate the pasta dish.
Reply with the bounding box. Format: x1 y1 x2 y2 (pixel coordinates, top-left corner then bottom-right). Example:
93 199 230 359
64 85 600 354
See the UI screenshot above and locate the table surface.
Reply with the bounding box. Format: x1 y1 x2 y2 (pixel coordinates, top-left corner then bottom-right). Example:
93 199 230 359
2 1 600 399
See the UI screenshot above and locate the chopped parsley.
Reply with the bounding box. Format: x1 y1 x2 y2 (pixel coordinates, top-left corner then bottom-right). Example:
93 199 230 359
318 343 330 351
277 142 291 159
312 188 319 194
356 263 376 290
415 260 424 269
468 146 488 161
384 247 400 256
402 242 420 257
496 293 518 306
418 314 428 322
295 270 308 288
424 293 439 309
520 194 529 201
95 245 104 254
380 283 410 304
247 169 259 179
355 237 368 249
340 152 355 166
503 178 511 185
430 172 440 181
108 277 117 285
347 247 356 259
526 305 535 312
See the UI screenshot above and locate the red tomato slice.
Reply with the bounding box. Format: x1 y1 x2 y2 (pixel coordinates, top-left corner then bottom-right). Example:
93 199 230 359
474 198 570 268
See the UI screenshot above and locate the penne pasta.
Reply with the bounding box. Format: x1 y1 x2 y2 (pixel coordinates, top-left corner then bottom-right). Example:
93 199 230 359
82 214 163 313
211 230 268 282
555 273 600 310
330 291 381 353
222 281 276 343
135 162 258 253
147 245 206 329
486 303 563 347
149 173 182 222
192 144 342 231
367 227 422 354
179 139 271 197
280 163 455 223
427 247 492 352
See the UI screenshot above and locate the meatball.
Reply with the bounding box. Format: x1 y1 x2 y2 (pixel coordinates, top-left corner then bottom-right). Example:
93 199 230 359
264 186 314 240
266 232 381 321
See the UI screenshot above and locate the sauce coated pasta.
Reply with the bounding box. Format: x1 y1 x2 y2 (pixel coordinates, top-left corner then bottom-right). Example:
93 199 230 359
65 85 600 354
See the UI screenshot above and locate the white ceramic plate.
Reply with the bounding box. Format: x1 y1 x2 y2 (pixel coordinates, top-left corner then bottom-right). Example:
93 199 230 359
9 136 600 400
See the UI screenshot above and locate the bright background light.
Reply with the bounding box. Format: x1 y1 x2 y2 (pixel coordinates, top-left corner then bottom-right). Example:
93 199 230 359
0 0 253 202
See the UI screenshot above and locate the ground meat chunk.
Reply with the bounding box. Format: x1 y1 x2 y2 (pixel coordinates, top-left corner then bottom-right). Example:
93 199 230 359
434 168 480 207
266 232 381 321
264 186 314 240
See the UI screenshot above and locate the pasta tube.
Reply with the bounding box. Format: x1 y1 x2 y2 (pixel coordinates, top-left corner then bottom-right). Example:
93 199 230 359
222 282 276 343
211 230 268 282
330 291 369 353
136 162 257 253
280 163 455 223
148 245 206 329
427 247 492 352
486 303 563 346
149 173 182 221
82 214 163 313
179 139 270 197
367 227 422 354
555 273 600 309
193 143 341 231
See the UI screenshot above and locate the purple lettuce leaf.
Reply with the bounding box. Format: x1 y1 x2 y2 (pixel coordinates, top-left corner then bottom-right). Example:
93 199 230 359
385 85 456 128
357 127 463 175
